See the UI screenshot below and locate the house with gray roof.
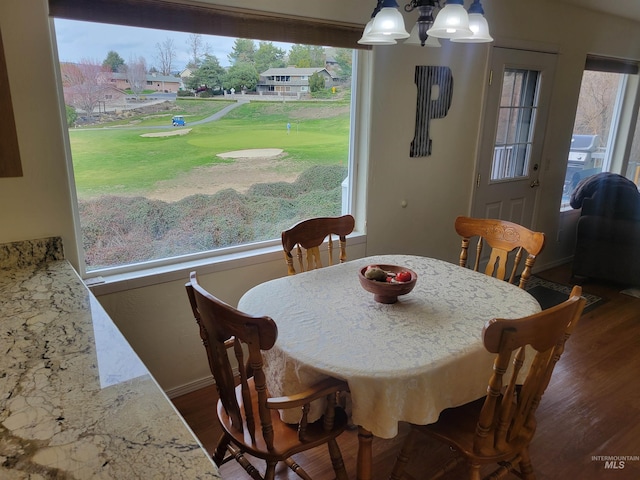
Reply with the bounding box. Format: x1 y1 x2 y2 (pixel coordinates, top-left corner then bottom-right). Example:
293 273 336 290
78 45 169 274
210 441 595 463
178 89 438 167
256 67 334 96
109 72 181 93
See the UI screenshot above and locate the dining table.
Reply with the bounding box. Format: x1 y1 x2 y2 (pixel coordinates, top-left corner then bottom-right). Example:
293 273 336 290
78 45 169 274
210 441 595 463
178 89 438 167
238 254 541 480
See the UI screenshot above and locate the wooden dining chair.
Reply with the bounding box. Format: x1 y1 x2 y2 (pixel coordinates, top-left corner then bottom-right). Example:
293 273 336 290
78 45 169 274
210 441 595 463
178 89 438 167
185 271 349 480
454 216 545 289
281 214 355 275
389 286 586 480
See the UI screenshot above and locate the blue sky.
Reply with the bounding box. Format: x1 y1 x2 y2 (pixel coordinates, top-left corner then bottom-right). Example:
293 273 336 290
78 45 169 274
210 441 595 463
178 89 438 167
53 19 293 70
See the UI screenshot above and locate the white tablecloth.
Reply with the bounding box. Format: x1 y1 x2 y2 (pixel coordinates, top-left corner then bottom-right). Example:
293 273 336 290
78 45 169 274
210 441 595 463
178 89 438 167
238 255 541 439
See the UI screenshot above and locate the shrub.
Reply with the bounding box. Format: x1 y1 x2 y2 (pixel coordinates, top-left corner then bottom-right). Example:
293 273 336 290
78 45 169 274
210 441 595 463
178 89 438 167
79 164 347 269
310 89 333 99
66 105 77 127
246 181 299 199
294 164 348 192
309 72 326 92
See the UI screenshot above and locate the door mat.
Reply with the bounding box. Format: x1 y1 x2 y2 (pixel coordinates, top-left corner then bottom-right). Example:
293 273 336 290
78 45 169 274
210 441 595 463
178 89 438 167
620 287 640 299
525 276 604 313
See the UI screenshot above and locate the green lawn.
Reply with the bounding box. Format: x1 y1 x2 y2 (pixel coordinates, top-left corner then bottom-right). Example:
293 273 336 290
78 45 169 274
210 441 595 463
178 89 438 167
69 99 351 197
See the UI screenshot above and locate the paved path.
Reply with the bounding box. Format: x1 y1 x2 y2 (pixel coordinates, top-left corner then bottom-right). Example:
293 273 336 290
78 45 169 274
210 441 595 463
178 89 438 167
187 99 249 126
77 99 249 131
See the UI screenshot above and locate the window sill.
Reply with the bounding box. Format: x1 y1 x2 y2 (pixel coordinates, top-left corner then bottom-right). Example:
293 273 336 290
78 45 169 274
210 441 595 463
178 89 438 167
86 233 367 296
560 205 580 214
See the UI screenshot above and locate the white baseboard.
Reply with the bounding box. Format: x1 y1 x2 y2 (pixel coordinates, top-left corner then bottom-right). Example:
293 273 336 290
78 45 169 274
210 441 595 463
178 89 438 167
166 376 216 399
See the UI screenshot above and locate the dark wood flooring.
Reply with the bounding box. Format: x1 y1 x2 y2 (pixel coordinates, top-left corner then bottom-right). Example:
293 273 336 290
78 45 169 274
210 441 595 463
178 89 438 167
172 263 640 479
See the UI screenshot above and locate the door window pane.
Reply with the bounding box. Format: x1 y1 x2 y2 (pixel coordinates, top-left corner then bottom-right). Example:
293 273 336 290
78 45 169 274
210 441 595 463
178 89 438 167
491 68 539 180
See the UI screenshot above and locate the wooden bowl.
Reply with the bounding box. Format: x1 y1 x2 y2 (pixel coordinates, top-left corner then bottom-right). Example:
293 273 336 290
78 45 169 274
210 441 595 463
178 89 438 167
358 264 418 304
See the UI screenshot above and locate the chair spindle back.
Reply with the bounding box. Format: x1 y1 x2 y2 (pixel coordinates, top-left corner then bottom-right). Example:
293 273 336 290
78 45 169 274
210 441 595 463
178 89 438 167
281 214 355 275
455 216 545 289
186 272 278 449
476 285 586 456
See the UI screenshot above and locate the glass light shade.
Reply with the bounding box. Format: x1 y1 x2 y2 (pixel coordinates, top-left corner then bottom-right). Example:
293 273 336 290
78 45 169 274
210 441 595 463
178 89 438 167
358 18 398 45
405 23 441 47
451 13 493 42
368 7 410 39
427 3 473 39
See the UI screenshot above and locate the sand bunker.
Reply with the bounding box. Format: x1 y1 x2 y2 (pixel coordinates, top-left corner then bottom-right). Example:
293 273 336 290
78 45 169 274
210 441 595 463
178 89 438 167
217 148 283 159
145 148 303 202
140 128 192 137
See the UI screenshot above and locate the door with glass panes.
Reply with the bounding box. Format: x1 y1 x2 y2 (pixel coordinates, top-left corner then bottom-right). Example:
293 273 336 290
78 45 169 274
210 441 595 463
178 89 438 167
472 48 557 226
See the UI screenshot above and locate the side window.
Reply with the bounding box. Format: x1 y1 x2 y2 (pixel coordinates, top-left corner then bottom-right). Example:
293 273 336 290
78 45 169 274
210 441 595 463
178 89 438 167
53 19 357 274
562 56 640 209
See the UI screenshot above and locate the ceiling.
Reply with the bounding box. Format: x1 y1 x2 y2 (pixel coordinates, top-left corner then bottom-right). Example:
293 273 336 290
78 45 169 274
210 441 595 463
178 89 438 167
556 0 640 23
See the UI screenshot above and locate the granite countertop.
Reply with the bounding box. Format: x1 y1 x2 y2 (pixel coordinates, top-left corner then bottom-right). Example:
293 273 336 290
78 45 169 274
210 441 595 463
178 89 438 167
1 238 220 479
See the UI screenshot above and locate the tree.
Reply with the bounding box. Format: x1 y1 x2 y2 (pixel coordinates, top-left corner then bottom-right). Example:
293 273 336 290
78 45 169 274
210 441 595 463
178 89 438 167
309 71 325 92
228 38 256 65
155 38 176 75
186 33 209 69
254 42 286 74
223 62 259 92
308 45 326 68
287 44 325 68
334 48 353 79
573 70 619 140
126 55 148 98
102 51 125 72
60 59 110 117
186 54 226 93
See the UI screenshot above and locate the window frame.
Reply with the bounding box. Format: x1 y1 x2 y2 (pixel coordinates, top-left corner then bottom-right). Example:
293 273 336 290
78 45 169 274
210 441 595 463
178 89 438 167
48 1 371 289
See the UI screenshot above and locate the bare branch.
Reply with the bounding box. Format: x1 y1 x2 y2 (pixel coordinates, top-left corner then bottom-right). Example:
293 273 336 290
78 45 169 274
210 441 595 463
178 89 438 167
155 38 176 76
60 58 110 117
126 55 148 98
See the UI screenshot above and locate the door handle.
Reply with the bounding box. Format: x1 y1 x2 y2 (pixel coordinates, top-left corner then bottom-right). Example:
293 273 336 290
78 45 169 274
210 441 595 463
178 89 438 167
530 179 540 188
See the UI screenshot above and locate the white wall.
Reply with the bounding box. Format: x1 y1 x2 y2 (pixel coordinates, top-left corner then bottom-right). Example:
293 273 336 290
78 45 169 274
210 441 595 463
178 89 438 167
364 41 489 262
0 0 79 267
2 0 640 395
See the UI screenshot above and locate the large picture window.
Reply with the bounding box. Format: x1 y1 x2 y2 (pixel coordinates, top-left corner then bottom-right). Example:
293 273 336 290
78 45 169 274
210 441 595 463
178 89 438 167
50 3 364 275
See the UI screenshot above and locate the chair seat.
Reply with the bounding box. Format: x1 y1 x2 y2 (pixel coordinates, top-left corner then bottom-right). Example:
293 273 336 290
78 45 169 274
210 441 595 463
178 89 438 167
417 396 534 464
218 378 349 461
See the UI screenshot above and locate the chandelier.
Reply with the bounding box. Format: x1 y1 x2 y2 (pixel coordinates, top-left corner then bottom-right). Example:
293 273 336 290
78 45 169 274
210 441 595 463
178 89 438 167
358 0 493 47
